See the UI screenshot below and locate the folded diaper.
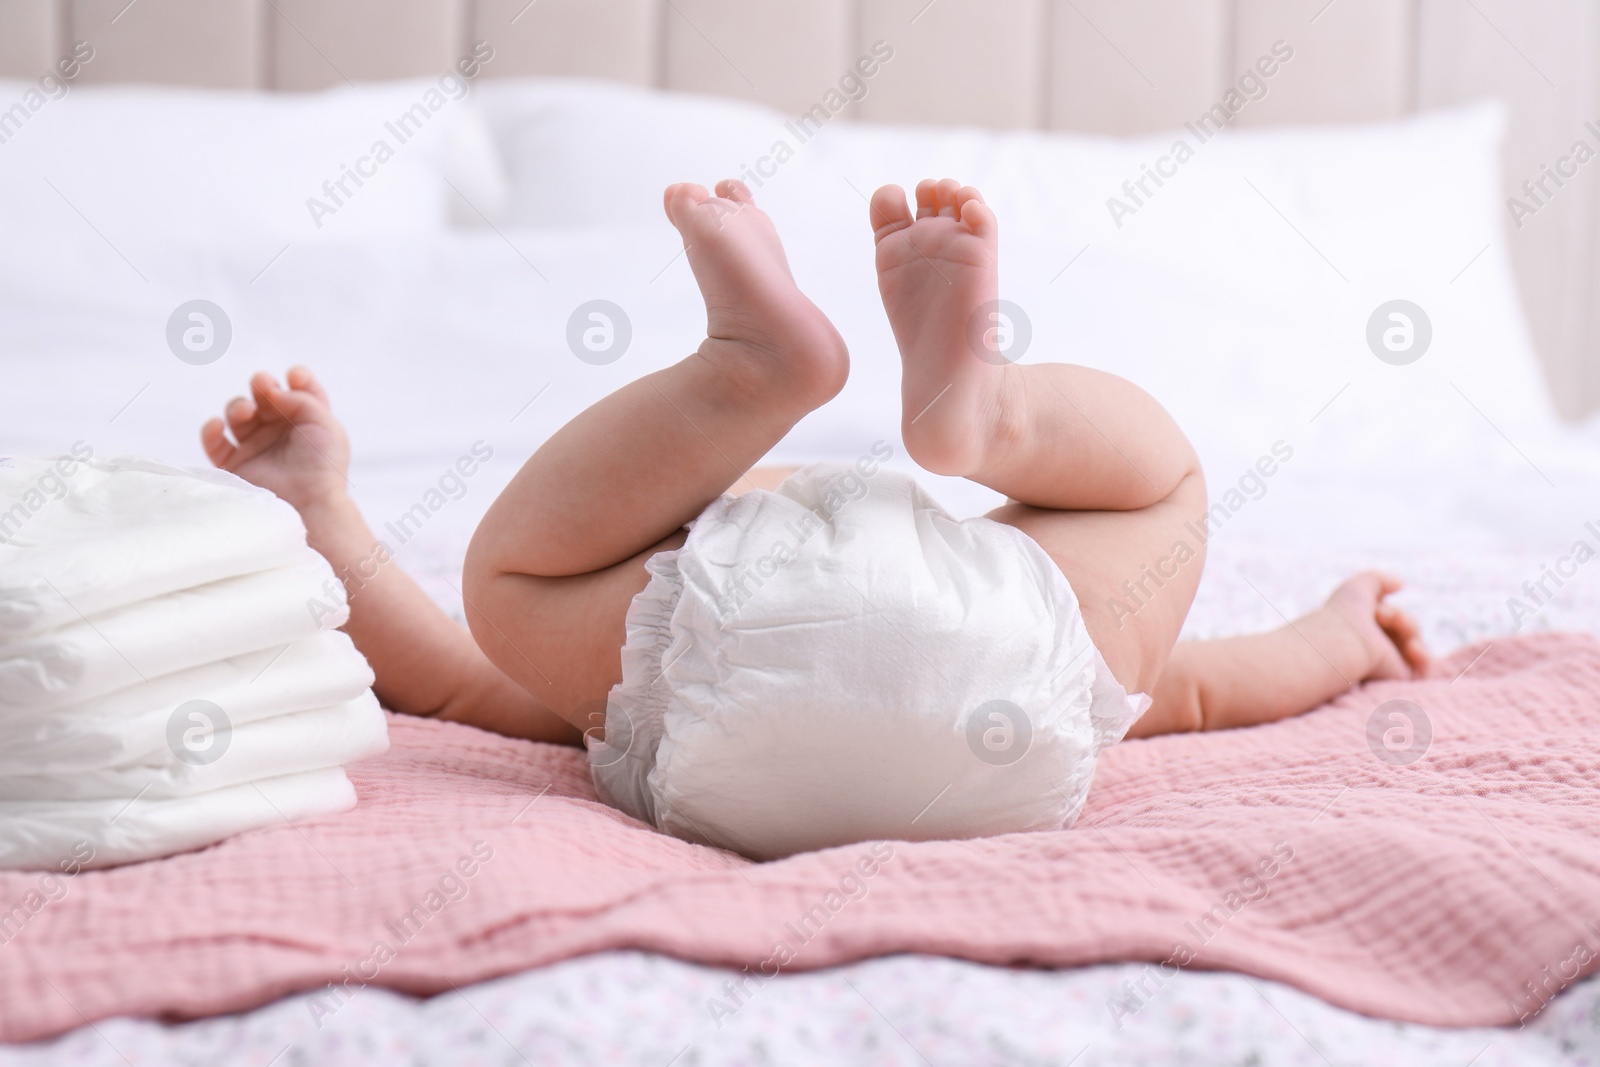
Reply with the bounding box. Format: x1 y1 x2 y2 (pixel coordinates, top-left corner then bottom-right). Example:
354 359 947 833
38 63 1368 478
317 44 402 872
589 463 1148 860
0 553 347 715
0 692 387 800
0 767 359 871
3 631 374 774
0 456 308 639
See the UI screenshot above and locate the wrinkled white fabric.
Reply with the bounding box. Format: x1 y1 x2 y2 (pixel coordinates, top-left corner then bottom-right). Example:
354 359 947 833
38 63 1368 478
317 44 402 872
589 463 1148 860
0 555 348 715
3 631 375 774
0 767 358 871
0 456 308 639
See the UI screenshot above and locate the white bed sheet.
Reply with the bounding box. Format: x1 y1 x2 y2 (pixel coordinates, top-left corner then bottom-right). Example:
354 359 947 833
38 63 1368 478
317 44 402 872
3 953 1597 1067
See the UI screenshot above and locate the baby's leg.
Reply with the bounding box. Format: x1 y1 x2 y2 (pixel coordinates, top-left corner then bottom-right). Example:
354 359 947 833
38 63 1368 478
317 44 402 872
465 180 848 730
872 183 1432 724
872 179 1204 695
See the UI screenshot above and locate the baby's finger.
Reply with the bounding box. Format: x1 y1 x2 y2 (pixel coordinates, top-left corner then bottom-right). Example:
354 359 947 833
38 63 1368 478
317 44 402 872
1379 604 1431 677
286 365 331 407
200 417 236 468
1405 637 1434 677
256 378 325 428
1370 571 1404 599
224 396 259 439
248 372 288 422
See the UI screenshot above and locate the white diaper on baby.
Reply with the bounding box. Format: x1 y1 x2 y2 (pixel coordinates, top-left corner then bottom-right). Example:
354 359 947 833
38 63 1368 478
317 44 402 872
588 462 1149 860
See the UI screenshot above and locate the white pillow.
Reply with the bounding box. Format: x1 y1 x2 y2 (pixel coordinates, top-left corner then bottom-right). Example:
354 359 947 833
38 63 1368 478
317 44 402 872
476 78 797 228
820 104 1557 457
478 80 1551 462
0 79 504 250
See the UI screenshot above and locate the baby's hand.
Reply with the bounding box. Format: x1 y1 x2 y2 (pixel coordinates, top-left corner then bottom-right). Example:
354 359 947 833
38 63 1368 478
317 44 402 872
200 366 350 514
1325 571 1432 682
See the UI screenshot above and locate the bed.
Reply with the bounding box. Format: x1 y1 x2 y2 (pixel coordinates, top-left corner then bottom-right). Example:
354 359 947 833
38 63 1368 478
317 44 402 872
5 2 1600 1064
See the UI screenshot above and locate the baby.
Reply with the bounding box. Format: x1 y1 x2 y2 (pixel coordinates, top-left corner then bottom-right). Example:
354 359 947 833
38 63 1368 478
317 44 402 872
201 178 1429 859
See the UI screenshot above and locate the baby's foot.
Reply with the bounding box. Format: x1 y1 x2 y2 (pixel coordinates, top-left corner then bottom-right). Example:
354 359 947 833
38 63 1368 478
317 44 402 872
200 366 350 515
1321 571 1432 682
664 179 847 412
870 179 1009 476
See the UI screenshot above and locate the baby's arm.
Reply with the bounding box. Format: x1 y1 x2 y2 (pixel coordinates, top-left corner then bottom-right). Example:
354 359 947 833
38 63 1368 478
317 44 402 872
1128 572 1431 738
201 369 579 745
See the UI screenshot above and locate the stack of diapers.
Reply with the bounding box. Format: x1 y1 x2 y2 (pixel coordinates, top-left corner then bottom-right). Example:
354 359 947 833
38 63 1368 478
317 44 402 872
0 455 386 870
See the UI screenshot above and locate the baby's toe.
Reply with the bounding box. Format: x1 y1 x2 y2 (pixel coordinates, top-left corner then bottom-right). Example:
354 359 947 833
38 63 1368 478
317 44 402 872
934 177 962 217
869 184 913 239
914 179 940 219
953 185 995 236
958 197 997 240
714 178 754 204
663 182 711 223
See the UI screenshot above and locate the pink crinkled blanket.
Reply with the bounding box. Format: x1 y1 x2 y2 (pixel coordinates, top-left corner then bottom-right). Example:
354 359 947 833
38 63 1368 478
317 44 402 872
2 633 1598 1041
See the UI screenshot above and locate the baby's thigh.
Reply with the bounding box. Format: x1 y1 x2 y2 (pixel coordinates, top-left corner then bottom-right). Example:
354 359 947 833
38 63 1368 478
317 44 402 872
485 464 791 737
470 529 685 739
987 470 1207 695
735 466 800 493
